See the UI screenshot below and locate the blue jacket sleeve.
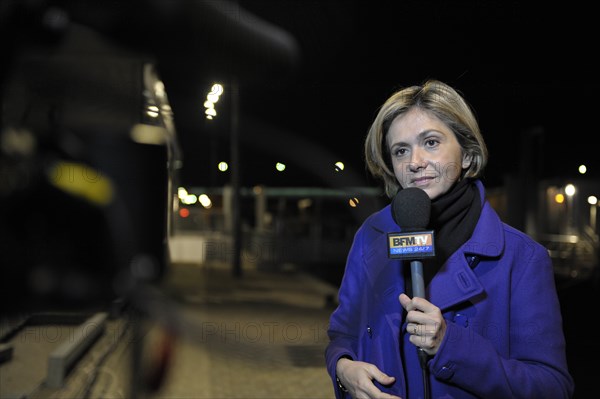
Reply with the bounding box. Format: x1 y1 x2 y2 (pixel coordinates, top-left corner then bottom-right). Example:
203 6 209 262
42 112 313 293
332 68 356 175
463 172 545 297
325 226 368 398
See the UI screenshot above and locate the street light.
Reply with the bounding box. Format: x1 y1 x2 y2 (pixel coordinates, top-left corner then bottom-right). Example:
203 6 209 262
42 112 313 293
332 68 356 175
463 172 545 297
204 83 223 120
588 195 597 232
565 184 576 233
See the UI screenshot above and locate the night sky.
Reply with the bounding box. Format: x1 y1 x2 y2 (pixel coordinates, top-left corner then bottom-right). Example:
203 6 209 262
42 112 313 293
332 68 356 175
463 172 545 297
1 1 597 189
160 1 598 191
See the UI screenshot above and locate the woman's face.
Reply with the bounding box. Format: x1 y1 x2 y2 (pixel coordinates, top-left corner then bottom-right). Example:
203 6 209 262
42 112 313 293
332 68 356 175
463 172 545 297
386 107 471 200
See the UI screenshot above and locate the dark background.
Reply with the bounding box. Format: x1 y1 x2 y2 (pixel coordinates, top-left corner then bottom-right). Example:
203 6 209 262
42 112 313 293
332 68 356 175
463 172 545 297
161 0 599 191
2 1 597 188
1 1 597 398
161 3 599 397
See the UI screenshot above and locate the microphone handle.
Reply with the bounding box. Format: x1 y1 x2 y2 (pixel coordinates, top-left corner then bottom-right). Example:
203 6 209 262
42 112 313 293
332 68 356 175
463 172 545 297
410 260 425 298
410 259 430 371
409 259 430 396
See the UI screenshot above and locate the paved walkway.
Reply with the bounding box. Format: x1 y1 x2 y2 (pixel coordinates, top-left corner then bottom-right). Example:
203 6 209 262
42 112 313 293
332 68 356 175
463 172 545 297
148 261 338 399
0 260 340 399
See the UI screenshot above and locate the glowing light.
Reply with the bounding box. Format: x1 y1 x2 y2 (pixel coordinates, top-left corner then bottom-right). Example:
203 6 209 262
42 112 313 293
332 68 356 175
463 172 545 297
179 208 190 218
210 83 224 96
218 162 228 172
335 161 345 172
579 165 587 174
349 197 359 207
588 196 598 205
146 105 159 118
198 194 212 208
555 194 565 204
565 184 576 197
178 187 188 199
203 83 223 120
181 194 197 205
154 80 166 97
298 198 312 209
276 162 286 172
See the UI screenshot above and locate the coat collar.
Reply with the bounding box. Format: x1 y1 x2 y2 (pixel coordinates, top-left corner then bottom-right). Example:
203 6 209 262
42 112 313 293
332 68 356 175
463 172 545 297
364 180 505 311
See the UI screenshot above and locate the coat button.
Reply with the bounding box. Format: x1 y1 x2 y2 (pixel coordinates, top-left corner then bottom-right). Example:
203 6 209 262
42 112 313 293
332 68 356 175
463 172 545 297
438 364 455 380
367 326 372 337
454 313 469 328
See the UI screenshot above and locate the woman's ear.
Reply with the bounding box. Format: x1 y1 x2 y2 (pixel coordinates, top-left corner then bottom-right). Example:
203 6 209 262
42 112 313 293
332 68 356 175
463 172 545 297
462 152 473 169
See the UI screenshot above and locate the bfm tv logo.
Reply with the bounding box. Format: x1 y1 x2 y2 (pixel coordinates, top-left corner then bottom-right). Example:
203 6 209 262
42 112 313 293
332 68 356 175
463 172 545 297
387 231 435 259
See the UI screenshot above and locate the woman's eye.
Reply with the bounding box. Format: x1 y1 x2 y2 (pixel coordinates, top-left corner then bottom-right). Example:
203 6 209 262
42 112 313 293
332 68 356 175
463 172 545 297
425 139 438 147
393 148 407 157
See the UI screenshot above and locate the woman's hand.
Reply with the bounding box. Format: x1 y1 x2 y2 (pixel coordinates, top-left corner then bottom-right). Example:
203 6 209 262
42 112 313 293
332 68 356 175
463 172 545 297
336 357 402 399
399 293 447 356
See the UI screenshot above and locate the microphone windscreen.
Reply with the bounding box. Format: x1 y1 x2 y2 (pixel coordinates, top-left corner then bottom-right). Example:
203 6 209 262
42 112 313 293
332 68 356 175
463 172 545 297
391 187 431 230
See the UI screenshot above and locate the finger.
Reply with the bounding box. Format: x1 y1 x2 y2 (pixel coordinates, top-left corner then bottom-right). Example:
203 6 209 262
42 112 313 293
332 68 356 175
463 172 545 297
400 295 439 315
410 296 438 313
363 384 403 399
409 333 431 349
406 310 437 325
407 321 441 338
406 322 419 335
399 293 412 309
366 367 398 396
372 371 396 385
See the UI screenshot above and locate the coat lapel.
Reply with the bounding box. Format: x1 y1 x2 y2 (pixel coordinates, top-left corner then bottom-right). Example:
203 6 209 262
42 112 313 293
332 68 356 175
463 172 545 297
427 252 484 311
428 200 504 311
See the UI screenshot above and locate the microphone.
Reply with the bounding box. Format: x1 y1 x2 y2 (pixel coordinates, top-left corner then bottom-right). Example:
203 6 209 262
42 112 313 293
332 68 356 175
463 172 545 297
388 187 435 298
388 187 435 372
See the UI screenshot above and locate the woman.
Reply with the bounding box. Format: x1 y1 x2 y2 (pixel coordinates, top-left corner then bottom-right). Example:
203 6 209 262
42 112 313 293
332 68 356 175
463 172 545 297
325 80 574 398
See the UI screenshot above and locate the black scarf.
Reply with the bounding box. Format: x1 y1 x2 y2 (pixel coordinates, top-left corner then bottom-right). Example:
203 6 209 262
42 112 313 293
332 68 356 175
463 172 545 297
421 178 482 288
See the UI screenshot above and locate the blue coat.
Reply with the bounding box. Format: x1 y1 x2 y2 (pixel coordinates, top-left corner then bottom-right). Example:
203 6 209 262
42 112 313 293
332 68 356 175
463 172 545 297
326 181 574 398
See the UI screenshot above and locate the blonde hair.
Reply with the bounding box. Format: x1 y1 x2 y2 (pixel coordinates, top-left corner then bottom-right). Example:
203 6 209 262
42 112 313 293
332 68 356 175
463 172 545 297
364 79 488 198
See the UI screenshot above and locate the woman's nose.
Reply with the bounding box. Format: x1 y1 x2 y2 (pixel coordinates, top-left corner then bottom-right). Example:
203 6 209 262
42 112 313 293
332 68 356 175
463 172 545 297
408 149 427 171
